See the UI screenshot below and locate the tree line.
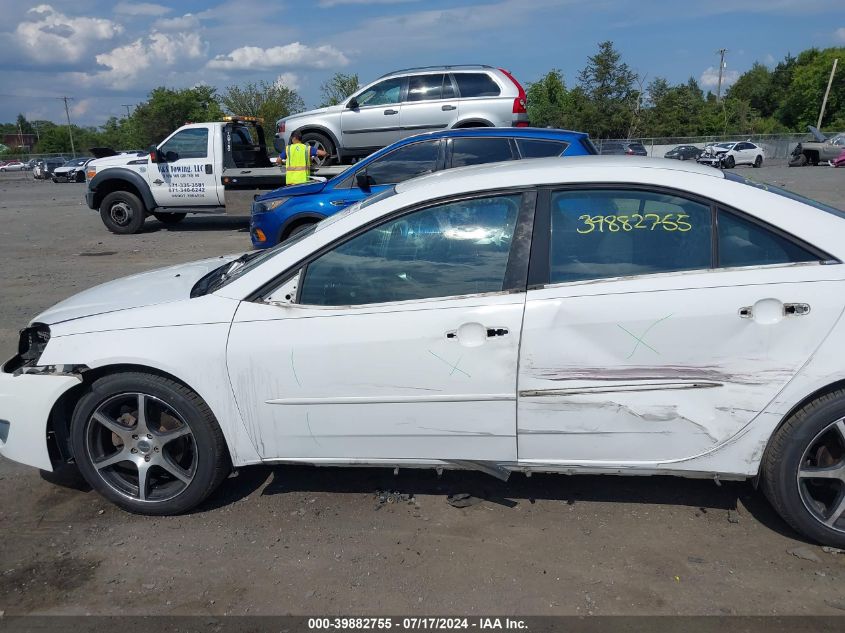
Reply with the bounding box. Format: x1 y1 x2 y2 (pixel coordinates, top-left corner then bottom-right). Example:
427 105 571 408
1 41 843 155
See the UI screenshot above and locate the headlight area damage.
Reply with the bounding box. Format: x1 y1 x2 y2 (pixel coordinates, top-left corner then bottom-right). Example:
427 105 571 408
0 324 88 470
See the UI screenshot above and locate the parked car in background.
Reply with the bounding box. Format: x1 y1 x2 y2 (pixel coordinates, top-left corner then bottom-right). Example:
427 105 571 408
251 127 597 248
698 141 764 169
52 157 93 183
599 141 648 156
24 159 38 170
664 145 703 161
33 157 68 179
274 65 529 165
0 161 27 171
790 126 845 167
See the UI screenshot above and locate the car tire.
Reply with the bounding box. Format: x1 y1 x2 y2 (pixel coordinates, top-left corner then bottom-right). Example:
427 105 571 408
753 155 763 168
100 191 146 235
153 212 187 225
75 171 85 183
282 219 318 242
789 153 808 167
762 390 845 547
723 156 735 169
300 131 336 167
52 177 59 183
70 372 230 515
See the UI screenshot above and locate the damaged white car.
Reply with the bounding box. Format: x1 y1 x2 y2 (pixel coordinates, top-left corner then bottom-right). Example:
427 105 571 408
4 157 845 546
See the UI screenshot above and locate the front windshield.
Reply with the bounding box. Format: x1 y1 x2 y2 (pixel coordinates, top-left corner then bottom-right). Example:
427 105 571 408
724 172 845 217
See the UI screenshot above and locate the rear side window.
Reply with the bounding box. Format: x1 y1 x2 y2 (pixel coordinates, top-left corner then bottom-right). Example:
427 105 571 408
550 189 713 283
517 139 569 158
363 140 439 185
299 194 522 305
718 210 820 268
454 73 501 98
451 138 514 168
407 74 445 102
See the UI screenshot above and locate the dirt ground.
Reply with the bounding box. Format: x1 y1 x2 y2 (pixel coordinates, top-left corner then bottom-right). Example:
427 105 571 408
2 165 845 617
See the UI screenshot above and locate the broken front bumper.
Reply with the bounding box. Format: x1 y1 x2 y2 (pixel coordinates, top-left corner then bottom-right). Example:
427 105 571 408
0 370 80 471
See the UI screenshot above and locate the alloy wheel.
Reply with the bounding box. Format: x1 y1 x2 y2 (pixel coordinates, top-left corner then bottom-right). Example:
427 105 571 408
84 392 197 503
797 417 845 532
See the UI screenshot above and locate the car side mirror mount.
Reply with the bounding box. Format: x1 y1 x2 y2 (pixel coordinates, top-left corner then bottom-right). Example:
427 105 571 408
347 98 359 110
355 170 372 192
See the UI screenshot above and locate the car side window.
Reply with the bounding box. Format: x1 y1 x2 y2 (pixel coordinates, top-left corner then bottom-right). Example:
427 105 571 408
407 74 445 102
450 138 515 168
550 189 713 283
454 73 501 98
363 140 439 185
357 78 404 107
298 194 522 306
517 139 569 158
717 209 819 268
160 128 209 159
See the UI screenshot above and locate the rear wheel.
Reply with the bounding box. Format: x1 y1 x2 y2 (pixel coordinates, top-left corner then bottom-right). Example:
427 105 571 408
100 191 146 235
300 131 336 168
763 390 845 547
153 212 187 225
70 372 230 515
753 155 763 168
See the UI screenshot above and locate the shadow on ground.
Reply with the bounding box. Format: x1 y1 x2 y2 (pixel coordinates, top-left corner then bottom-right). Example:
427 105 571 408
144 217 250 233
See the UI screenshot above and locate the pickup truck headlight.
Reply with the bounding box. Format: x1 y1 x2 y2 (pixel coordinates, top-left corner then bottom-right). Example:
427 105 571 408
86 166 97 181
252 197 290 214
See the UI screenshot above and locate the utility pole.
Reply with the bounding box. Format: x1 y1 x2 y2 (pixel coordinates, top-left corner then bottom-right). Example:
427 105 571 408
716 49 728 101
817 58 839 129
121 104 133 118
58 96 76 157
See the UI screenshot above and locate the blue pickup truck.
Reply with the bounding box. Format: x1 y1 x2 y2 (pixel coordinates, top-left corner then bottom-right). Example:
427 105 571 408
250 127 597 248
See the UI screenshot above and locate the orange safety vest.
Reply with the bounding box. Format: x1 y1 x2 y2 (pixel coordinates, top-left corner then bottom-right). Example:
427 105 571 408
285 142 310 185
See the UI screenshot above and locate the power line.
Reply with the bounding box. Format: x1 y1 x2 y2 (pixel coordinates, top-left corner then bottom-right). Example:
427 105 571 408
57 96 76 158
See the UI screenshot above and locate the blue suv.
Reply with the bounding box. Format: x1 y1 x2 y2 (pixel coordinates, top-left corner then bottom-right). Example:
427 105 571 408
250 127 597 248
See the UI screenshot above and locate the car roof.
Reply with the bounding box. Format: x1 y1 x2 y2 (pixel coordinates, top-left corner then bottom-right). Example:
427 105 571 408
395 156 724 196
393 127 589 143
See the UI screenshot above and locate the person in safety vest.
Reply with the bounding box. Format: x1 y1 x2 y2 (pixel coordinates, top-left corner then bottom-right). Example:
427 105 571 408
279 130 328 185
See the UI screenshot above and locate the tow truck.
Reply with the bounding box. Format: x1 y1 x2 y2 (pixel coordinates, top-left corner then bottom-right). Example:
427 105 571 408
84 116 343 234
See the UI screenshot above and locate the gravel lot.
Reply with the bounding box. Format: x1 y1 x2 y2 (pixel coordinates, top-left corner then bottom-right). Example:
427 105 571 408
2 165 845 616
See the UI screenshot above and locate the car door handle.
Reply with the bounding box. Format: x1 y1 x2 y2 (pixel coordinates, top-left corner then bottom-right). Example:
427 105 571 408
205 164 213 174
446 326 509 340
739 303 810 319
441 104 457 111
330 200 352 206
384 109 398 115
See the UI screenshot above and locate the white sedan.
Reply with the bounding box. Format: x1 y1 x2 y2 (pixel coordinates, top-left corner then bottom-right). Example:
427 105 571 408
3 157 845 545
0 161 27 172
698 141 765 169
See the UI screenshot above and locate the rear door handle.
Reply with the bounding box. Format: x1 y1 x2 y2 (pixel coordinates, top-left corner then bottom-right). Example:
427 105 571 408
441 104 457 111
330 200 352 206
384 109 398 115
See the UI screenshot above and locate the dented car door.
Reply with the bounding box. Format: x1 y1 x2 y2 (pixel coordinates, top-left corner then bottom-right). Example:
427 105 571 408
516 187 845 466
227 192 534 461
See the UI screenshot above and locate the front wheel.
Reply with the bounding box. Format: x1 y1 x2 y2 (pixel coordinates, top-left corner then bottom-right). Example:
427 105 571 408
70 372 230 515
789 153 808 167
763 390 845 547
153 212 187 225
723 155 735 169
100 191 146 234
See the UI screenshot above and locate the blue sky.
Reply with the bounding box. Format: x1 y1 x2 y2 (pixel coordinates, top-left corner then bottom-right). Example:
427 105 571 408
0 0 843 126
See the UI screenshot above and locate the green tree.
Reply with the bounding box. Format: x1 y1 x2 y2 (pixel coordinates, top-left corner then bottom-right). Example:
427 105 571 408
15 114 34 135
319 72 359 107
130 86 225 147
576 41 637 138
776 47 845 129
526 69 575 128
221 80 305 130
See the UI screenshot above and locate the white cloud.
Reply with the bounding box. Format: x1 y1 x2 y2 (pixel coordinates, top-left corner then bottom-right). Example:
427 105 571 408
763 53 776 66
114 2 171 16
275 72 301 90
88 31 207 89
835 27 845 42
700 66 740 90
153 13 201 31
207 42 349 70
15 5 123 64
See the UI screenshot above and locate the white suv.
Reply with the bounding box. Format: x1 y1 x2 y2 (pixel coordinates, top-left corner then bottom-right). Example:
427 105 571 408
275 65 529 164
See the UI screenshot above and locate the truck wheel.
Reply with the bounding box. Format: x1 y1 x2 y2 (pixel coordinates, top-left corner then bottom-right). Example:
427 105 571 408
100 191 146 235
153 212 187 225
763 390 845 547
301 132 336 167
789 154 808 167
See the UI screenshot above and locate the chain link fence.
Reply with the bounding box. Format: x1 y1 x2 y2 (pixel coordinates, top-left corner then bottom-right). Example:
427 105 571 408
595 133 810 165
